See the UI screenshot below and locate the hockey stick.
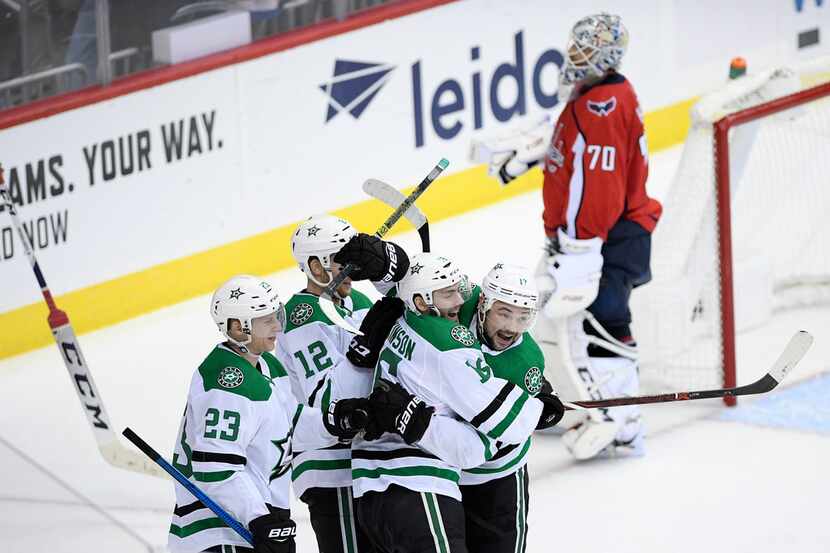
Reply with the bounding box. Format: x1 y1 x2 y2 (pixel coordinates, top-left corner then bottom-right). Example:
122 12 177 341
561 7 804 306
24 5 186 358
561 330 813 410
363 178 430 252
122 427 254 545
0 167 167 479
319 159 449 334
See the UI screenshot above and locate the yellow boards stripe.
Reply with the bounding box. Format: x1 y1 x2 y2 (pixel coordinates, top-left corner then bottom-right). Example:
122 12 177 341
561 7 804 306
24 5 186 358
0 97 694 360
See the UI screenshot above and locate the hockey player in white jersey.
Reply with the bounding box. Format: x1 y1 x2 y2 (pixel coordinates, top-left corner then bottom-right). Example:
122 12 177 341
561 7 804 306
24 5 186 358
279 214 411 553
351 253 565 553
456 263 549 553
169 275 367 553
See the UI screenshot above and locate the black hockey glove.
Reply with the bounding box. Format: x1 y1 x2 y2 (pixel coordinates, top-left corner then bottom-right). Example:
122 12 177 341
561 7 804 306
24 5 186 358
332 233 410 283
346 297 406 368
539 377 554 396
324 398 371 439
364 378 434 444
249 510 297 553
535 391 565 430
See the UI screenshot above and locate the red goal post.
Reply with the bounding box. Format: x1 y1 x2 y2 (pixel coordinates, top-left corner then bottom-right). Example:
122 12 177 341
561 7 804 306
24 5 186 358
714 80 830 405
632 58 830 405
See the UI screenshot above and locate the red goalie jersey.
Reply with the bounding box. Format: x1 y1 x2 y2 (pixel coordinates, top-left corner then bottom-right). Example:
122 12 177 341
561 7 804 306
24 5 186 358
542 73 662 241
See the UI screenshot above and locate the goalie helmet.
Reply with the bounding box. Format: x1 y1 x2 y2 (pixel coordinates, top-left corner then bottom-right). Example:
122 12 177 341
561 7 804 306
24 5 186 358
211 275 286 349
397 252 470 315
291 214 357 287
560 13 629 88
477 263 539 334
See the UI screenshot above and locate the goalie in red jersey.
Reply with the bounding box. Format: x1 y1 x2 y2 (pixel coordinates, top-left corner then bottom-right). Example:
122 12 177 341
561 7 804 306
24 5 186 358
475 13 662 460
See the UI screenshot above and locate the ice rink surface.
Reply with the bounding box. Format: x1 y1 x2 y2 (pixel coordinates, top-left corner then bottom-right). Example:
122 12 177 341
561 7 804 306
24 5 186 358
1 145 829 552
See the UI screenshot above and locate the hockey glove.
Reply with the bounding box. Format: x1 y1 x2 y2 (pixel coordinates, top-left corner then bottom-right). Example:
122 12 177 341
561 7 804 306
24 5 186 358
324 398 371 439
535 392 565 430
332 233 410 283
346 297 406 368
364 379 434 444
249 511 297 553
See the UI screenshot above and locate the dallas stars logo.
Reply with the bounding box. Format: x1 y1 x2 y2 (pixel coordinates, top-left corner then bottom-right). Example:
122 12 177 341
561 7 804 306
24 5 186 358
229 288 244 300
410 263 423 275
524 367 543 395
218 366 244 388
307 225 321 237
290 303 314 325
451 325 475 347
270 435 291 482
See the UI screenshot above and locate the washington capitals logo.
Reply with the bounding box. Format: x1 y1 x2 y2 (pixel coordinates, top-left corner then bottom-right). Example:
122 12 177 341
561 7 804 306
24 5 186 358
587 97 617 117
319 60 395 122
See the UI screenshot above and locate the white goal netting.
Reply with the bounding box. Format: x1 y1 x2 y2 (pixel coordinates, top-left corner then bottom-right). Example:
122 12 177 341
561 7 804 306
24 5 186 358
632 56 830 394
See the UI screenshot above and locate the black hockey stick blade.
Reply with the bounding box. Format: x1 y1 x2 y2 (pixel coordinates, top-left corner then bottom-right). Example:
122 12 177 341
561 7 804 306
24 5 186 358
563 330 814 410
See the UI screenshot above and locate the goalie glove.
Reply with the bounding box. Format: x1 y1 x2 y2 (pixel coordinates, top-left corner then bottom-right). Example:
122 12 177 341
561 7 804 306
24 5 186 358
469 114 555 186
536 227 604 319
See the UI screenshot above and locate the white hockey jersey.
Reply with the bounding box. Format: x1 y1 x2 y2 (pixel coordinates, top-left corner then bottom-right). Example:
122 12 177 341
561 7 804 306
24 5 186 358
458 289 547 486
277 290 374 497
168 344 335 552
351 311 543 501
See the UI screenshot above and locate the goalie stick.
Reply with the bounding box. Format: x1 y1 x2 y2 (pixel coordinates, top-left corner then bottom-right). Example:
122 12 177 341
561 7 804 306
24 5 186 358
319 159 448 334
0 167 167 479
363 178 430 252
123 427 253 544
561 330 813 410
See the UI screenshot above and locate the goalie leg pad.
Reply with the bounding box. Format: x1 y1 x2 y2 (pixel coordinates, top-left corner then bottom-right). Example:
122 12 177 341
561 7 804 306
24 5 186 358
532 313 645 459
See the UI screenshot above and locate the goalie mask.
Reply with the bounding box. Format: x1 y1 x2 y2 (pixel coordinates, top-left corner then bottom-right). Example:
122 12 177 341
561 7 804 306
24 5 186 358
397 253 471 319
560 13 628 90
477 263 539 350
291 214 357 288
211 275 286 351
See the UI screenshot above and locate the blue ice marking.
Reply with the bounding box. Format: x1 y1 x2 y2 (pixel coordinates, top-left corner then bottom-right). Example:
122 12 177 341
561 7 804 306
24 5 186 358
718 372 830 435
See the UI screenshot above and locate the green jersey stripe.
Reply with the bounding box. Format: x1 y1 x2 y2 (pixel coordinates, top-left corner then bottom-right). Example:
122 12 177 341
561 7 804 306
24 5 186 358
338 487 357 553
321 380 333 413
352 466 460 482
292 459 351 480
423 493 449 553
476 431 494 461
169 517 227 538
487 391 530 439
193 470 235 483
464 439 531 475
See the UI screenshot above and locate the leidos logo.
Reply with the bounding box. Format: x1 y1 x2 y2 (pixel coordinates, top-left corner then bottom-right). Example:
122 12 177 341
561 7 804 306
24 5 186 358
412 31 563 148
320 32 564 148
319 60 395 122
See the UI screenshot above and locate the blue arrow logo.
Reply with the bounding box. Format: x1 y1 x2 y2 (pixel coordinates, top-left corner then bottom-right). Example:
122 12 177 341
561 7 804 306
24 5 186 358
319 60 396 122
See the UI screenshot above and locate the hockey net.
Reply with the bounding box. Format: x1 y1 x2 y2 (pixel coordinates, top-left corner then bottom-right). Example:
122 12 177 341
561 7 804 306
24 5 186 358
631 56 830 402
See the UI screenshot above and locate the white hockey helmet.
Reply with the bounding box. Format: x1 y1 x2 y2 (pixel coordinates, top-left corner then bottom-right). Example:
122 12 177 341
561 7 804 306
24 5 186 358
291 214 357 287
560 13 629 88
211 275 286 349
477 263 539 332
397 253 470 315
